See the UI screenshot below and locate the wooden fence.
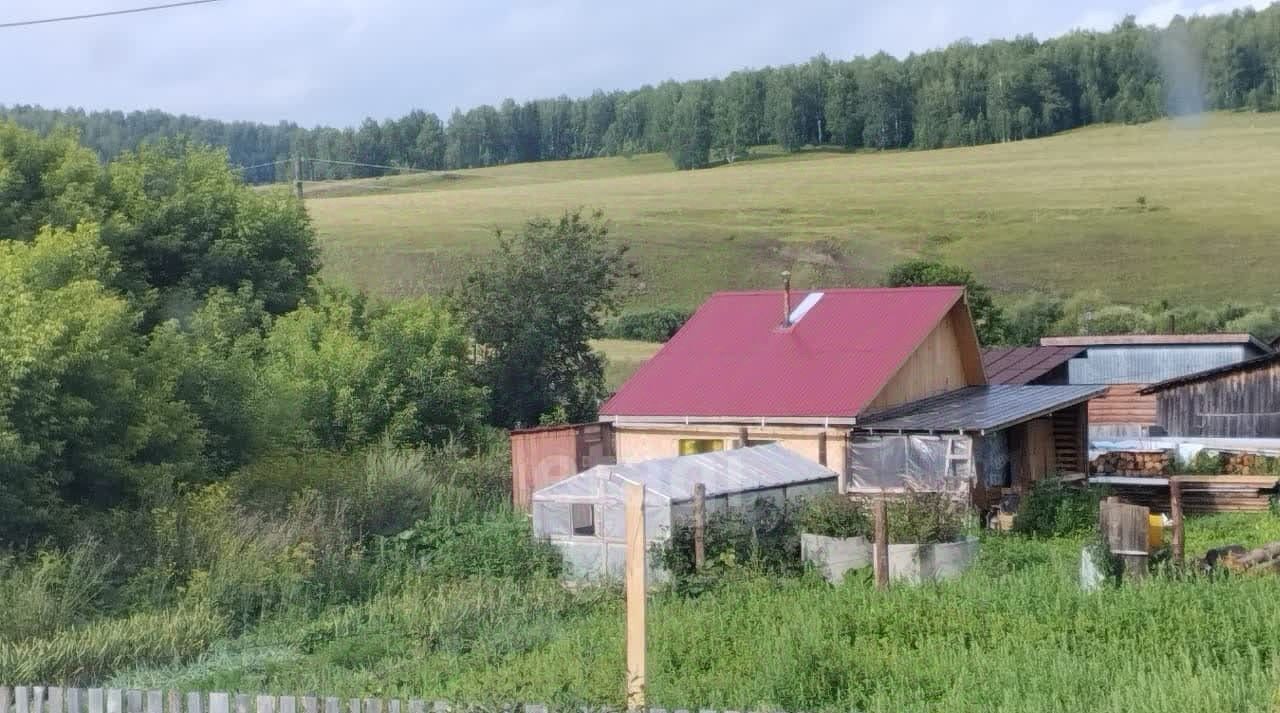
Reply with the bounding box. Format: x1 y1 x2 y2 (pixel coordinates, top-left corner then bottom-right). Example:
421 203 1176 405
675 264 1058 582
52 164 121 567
0 686 743 713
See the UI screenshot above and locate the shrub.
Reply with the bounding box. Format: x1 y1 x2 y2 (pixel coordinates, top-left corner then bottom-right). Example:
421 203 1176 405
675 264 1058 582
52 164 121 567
883 492 968 544
1176 450 1226 475
1013 479 1103 538
659 498 801 583
796 494 870 538
382 511 562 581
603 308 693 342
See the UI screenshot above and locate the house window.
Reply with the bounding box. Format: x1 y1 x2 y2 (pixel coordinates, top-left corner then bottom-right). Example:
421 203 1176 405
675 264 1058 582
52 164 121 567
679 439 725 456
571 503 595 536
745 439 777 447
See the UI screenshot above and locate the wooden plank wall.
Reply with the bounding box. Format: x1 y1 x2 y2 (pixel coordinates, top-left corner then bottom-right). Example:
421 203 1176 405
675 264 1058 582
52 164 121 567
1088 384 1157 426
1154 361 1280 437
868 305 980 411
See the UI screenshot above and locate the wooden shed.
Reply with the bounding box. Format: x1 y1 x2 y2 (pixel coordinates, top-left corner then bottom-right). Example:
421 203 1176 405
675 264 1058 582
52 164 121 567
510 422 615 510
1140 353 1280 438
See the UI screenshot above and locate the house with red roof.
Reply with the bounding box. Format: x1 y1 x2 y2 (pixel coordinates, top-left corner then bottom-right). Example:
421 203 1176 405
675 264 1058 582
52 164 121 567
595 284 1103 509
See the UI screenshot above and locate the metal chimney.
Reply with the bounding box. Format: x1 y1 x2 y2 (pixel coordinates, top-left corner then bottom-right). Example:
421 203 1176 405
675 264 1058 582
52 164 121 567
782 271 792 326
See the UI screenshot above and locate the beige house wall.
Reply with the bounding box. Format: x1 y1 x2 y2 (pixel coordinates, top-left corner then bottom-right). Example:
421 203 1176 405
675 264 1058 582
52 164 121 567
614 424 848 483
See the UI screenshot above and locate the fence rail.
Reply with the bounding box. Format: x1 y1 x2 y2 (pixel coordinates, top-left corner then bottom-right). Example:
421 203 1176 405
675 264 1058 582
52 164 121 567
0 686 742 713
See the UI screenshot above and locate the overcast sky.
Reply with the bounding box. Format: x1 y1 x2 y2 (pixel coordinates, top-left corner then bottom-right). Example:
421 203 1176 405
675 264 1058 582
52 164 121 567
0 0 1269 127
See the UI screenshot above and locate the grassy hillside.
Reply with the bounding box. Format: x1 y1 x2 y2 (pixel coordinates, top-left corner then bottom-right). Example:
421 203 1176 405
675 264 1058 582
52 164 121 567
309 113 1280 309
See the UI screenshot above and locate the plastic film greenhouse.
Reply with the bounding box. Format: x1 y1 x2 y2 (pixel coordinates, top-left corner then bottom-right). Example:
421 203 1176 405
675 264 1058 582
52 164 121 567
531 443 837 581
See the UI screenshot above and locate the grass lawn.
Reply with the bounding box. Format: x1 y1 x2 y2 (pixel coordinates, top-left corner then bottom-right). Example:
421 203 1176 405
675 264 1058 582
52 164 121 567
307 112 1280 310
593 338 662 389
112 513 1280 712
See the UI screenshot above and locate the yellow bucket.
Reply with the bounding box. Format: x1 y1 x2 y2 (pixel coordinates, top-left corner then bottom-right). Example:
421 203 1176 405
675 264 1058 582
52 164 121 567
1147 514 1164 553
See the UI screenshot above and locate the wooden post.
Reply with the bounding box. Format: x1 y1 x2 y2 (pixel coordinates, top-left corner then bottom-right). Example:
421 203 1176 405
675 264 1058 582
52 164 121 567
692 482 706 572
624 479 647 711
817 431 828 466
293 156 304 199
738 426 749 448
873 496 889 590
1170 478 1184 566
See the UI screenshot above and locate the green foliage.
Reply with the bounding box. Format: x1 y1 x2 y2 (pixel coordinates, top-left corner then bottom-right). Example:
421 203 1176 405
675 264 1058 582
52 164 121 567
668 83 715 170
103 139 320 318
259 286 486 450
602 307 693 342
795 493 870 539
1012 479 1104 538
1003 292 1065 346
0 603 224 685
456 209 634 427
0 225 205 543
883 259 1005 344
382 511 562 581
0 541 116 642
883 492 968 544
659 499 802 586
104 516 1280 712
1177 450 1227 475
0 122 103 240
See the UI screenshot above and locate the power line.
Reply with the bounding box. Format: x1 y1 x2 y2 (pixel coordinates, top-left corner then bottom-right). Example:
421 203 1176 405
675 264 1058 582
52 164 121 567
0 0 223 29
307 157 438 174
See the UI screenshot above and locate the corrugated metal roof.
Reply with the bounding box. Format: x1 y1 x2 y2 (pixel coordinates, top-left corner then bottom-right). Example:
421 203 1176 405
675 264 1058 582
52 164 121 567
857 385 1106 433
1066 345 1256 384
982 346 1083 384
1042 334 1273 351
599 286 966 420
1140 352 1280 393
531 443 835 503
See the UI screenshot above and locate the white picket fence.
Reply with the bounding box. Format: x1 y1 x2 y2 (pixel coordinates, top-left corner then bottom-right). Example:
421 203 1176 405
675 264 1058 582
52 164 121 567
0 686 754 713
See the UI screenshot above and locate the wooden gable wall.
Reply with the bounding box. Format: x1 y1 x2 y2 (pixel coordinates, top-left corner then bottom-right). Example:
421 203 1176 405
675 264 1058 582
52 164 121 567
866 300 987 412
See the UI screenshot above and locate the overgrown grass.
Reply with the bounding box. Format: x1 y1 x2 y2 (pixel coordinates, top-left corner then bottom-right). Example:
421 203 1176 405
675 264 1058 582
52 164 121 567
100 514 1280 712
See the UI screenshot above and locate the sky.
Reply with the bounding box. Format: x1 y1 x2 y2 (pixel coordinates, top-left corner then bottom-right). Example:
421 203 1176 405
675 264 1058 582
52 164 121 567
0 0 1270 127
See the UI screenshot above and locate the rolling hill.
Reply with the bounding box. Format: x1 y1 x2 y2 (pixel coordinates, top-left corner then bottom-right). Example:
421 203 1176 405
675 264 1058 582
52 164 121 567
307 112 1280 310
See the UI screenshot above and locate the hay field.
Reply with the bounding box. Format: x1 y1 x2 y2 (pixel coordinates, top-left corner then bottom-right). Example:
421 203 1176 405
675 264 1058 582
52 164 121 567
308 113 1280 309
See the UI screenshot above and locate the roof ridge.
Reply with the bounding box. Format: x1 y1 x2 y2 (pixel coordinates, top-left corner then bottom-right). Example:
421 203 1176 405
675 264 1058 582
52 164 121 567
709 285 964 297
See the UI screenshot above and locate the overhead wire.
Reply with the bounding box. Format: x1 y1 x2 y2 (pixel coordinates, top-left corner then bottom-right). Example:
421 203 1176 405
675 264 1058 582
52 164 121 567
0 0 223 29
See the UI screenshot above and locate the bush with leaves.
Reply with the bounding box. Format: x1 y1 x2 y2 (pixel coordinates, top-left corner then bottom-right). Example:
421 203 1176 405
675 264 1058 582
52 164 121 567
658 498 802 584
1012 479 1104 538
883 492 968 544
883 259 1005 344
603 308 693 342
796 493 870 538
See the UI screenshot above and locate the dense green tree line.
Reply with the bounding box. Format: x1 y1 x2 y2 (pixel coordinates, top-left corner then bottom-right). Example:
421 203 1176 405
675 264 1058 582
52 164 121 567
4 8 1279 176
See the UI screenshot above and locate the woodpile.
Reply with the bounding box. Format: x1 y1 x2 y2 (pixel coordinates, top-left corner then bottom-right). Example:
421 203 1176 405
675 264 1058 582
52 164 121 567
1220 452 1280 475
1091 450 1172 476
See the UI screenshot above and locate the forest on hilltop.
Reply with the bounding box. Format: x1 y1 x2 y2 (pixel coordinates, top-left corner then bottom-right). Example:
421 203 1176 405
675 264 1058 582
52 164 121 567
4 7 1280 178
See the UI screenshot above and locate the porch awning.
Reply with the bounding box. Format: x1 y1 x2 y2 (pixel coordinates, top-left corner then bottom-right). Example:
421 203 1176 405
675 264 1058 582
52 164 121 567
857 385 1107 434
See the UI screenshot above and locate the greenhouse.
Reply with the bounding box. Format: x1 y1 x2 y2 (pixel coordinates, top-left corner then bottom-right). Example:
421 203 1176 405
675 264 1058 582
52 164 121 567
531 443 837 580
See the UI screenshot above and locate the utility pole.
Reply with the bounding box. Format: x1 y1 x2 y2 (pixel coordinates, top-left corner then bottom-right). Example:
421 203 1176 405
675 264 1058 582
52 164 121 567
293 155 303 200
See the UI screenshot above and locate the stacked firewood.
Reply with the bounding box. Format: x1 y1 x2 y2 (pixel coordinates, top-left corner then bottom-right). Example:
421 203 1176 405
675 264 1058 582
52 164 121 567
1090 450 1172 476
1221 452 1280 475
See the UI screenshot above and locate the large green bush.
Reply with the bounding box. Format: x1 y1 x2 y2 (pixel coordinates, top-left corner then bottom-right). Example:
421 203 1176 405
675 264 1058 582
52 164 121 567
795 493 870 538
603 308 693 342
1012 479 1104 538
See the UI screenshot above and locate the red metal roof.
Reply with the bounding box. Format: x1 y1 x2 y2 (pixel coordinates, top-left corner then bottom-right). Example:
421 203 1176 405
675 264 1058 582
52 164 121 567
982 346 1083 385
599 286 965 420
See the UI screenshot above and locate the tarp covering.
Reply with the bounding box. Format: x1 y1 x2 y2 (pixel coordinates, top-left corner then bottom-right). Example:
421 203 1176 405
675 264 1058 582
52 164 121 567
846 434 972 495
533 442 836 504
531 444 838 581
